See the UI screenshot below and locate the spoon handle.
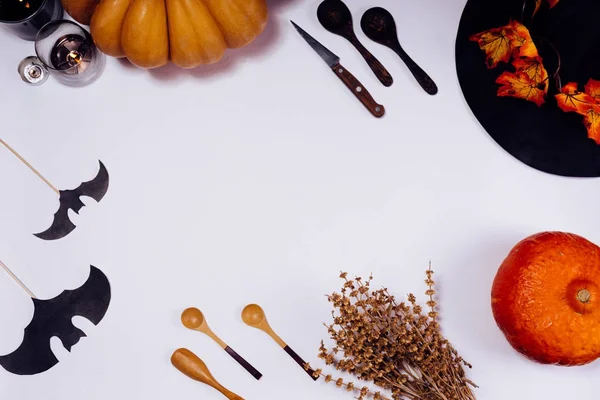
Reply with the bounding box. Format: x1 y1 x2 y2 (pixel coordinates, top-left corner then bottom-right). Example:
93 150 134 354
224 346 263 380
332 62 385 118
393 45 438 95
349 36 393 87
283 345 319 381
216 385 246 400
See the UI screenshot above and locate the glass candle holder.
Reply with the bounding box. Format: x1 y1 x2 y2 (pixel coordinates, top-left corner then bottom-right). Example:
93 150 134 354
34 20 105 87
18 55 49 85
0 0 63 41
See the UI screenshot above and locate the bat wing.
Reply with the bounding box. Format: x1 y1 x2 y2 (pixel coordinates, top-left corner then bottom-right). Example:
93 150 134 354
33 199 75 241
64 265 112 325
77 160 109 203
0 299 59 375
0 266 111 376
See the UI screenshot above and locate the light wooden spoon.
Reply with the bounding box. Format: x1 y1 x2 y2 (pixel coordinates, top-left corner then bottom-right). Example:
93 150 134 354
241 304 318 381
171 348 245 400
182 307 262 380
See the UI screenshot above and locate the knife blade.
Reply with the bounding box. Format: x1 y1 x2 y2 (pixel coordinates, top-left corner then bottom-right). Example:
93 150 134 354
290 20 385 118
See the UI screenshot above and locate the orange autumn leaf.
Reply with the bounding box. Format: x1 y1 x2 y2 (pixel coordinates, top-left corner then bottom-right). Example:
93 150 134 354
509 21 538 58
584 79 600 102
555 82 596 114
496 71 546 107
469 26 515 68
583 107 600 144
512 56 548 92
470 20 538 68
556 81 600 144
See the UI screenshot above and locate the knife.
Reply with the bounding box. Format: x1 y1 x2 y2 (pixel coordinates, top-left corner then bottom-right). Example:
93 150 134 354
290 20 385 118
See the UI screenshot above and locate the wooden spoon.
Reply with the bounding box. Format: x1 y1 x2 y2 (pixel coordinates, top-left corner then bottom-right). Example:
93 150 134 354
182 308 262 380
361 7 438 95
317 0 393 87
241 304 318 381
171 348 244 400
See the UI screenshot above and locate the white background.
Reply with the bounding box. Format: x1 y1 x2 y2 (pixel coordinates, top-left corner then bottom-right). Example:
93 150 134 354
0 0 598 399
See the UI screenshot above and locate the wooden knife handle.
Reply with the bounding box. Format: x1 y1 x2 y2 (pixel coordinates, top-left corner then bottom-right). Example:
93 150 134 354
332 63 385 118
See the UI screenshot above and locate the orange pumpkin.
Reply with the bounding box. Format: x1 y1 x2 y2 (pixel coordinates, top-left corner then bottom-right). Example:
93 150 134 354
492 231 600 366
62 0 100 25
62 0 268 69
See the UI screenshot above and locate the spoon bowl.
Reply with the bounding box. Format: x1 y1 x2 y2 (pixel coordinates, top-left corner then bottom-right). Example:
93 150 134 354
171 348 245 400
242 304 266 328
360 7 397 45
317 0 353 35
182 307 206 330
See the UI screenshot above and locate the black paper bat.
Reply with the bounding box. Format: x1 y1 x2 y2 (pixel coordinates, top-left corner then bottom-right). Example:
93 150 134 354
0 265 111 375
34 161 109 241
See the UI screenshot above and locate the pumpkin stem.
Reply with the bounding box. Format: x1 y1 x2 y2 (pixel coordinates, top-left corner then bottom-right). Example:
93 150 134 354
577 289 591 304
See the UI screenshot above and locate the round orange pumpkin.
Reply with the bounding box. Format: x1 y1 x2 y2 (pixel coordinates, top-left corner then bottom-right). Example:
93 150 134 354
63 0 268 69
492 231 600 366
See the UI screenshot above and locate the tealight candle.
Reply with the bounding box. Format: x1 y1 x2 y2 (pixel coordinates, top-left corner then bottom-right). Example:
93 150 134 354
34 20 105 87
0 0 63 41
49 33 92 74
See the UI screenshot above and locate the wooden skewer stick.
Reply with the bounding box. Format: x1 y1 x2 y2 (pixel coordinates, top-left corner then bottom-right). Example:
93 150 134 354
0 138 60 195
0 259 37 299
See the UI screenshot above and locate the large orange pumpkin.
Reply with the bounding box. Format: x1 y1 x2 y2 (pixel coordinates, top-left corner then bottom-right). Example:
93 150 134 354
492 231 600 366
62 0 268 69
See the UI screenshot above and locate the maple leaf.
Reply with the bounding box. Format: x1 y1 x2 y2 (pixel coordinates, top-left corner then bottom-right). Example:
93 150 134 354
469 26 516 68
555 82 596 114
496 71 546 107
509 21 539 58
584 78 600 102
556 81 600 144
470 21 538 68
583 107 600 144
512 56 548 92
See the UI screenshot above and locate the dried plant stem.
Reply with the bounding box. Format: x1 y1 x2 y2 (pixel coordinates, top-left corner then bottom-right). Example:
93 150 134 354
314 269 477 400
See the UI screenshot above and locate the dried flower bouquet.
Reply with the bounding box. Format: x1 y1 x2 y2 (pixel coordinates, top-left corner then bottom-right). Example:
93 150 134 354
308 267 476 400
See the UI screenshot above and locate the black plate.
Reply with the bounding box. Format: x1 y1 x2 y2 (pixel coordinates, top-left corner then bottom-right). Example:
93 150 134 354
456 0 600 177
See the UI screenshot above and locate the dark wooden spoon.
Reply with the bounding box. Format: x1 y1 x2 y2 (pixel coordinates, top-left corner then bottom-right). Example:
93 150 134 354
361 7 438 95
317 0 393 87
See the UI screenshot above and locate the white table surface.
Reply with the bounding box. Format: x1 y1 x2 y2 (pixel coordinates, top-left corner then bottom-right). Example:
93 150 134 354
0 0 598 399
